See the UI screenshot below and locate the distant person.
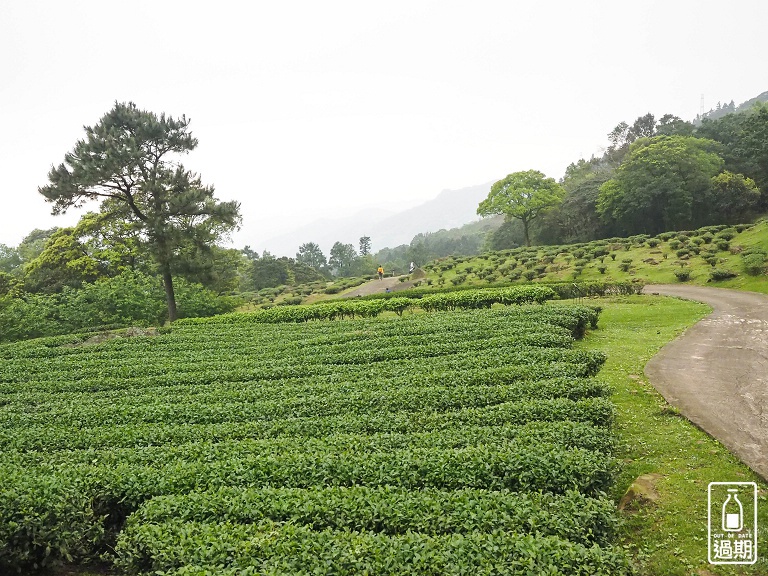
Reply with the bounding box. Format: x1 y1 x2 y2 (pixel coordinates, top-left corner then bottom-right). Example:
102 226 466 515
377 265 384 280
409 261 415 274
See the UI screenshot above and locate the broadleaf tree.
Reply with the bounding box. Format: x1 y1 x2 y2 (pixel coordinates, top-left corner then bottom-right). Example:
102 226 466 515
296 242 327 270
329 242 357 276
596 136 724 235
477 170 565 246
38 102 241 321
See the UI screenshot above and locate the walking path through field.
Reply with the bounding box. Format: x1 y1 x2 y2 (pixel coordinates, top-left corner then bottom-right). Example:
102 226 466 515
643 285 768 480
341 275 410 298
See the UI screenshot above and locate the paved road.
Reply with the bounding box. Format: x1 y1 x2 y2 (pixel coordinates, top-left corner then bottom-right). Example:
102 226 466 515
341 276 409 298
643 285 768 480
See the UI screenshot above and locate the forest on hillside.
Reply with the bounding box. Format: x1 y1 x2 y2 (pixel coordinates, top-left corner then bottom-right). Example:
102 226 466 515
486 102 768 250
0 95 766 341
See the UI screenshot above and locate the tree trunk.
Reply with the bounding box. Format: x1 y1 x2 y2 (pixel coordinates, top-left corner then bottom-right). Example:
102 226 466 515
155 235 178 323
522 218 531 247
162 267 178 323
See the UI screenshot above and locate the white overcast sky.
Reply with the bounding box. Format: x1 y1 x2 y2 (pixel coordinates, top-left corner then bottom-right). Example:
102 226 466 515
1 0 766 250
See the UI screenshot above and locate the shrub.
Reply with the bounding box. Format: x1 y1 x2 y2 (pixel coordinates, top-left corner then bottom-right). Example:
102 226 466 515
279 296 303 306
742 252 766 276
709 269 737 281
609 254 616 261
668 240 681 250
717 228 737 241
615 259 631 272
674 270 691 282
523 270 537 281
647 239 660 248
675 249 690 258
597 266 606 274
715 240 730 252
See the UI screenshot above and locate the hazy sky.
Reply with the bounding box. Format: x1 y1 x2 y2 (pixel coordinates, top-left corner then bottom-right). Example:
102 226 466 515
1 1 766 251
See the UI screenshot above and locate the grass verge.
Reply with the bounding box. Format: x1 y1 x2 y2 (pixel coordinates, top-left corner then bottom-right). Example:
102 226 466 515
575 295 768 575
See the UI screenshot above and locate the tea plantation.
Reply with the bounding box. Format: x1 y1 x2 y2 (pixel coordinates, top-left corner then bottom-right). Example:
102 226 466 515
0 287 630 574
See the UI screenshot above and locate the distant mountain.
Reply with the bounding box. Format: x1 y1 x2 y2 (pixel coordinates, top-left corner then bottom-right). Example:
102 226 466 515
258 182 493 257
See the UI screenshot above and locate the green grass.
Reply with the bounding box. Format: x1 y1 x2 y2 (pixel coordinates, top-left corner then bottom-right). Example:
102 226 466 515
573 295 768 575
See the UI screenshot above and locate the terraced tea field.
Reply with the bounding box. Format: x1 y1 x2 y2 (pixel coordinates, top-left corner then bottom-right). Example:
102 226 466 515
0 296 629 574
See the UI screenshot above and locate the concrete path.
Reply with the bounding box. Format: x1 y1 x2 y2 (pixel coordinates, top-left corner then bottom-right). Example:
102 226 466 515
341 276 410 298
643 285 768 480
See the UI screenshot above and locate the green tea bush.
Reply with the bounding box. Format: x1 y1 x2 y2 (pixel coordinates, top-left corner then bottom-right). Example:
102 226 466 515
618 259 632 272
709 269 738 281
741 252 766 276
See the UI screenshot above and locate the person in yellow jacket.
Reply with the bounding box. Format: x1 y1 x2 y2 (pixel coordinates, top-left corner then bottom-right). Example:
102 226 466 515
377 265 384 280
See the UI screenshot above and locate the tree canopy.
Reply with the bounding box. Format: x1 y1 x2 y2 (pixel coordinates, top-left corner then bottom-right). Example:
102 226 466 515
329 242 358 276
38 102 241 321
296 242 327 270
477 170 565 246
597 136 724 235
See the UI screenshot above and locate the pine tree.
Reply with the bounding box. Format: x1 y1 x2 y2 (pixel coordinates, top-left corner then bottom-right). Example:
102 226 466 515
39 102 241 321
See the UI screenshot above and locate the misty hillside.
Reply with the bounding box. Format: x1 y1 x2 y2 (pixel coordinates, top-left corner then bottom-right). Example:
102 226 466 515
259 182 493 256
696 90 768 123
